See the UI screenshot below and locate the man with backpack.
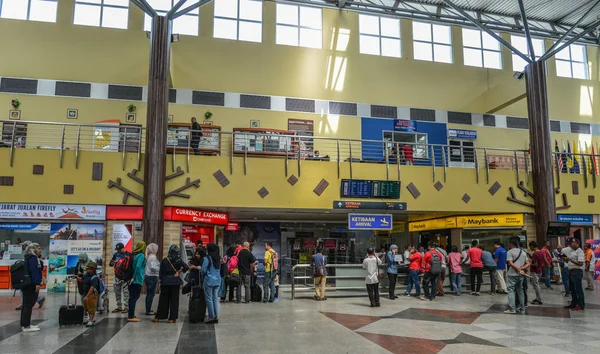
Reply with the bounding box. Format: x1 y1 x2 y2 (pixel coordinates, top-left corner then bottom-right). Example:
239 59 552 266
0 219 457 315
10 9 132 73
109 243 129 313
263 241 278 303
237 242 257 303
421 243 442 302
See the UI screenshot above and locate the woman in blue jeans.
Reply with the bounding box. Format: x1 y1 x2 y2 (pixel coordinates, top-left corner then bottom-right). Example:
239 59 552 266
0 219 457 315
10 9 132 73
144 243 160 315
404 247 421 296
202 243 221 324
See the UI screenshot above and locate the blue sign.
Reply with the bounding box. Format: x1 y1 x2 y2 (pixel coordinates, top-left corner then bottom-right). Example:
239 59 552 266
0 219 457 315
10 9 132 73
448 129 477 139
394 120 416 132
557 214 593 225
0 223 43 230
348 214 393 230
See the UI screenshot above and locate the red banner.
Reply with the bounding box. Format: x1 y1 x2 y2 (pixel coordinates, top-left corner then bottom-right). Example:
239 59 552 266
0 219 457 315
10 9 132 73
169 208 229 225
303 238 318 249
323 239 337 249
225 222 239 231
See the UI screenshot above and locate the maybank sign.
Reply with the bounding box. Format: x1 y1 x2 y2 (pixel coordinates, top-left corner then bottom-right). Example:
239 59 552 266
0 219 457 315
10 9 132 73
409 214 524 232
457 214 524 228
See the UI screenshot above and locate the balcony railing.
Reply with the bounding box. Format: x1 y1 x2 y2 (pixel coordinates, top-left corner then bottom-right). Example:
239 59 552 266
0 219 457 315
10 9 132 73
2 120 598 186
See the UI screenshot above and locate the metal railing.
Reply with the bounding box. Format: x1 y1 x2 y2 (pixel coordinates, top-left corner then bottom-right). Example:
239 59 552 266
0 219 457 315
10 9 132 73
2 120 598 186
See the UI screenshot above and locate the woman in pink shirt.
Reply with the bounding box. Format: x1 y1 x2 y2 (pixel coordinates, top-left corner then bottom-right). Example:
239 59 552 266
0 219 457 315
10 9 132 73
448 246 463 296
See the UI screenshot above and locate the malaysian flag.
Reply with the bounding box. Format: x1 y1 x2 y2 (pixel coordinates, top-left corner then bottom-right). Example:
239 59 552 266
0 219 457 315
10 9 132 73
555 140 563 173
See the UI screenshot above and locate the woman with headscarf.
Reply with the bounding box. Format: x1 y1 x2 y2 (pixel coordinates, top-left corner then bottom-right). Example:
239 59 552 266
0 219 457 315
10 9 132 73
127 241 146 322
144 243 160 315
21 243 43 332
202 243 221 324
153 245 189 323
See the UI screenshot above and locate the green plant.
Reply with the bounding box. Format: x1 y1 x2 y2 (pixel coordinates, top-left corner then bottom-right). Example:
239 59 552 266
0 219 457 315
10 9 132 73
11 98 20 109
127 104 137 113
204 111 213 120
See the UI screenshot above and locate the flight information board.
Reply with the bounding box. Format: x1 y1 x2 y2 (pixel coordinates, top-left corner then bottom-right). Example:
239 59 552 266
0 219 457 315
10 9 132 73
340 179 400 199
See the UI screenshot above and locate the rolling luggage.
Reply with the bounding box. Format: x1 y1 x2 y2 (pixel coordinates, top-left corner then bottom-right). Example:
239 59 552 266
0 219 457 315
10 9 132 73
59 278 84 326
251 276 262 303
189 286 206 323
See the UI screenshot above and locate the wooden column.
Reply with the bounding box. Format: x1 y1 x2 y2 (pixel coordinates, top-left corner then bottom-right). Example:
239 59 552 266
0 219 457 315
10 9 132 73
143 16 171 253
525 61 556 245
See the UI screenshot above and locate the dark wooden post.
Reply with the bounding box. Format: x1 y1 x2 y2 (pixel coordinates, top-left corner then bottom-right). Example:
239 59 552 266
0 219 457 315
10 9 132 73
143 16 171 254
525 61 556 245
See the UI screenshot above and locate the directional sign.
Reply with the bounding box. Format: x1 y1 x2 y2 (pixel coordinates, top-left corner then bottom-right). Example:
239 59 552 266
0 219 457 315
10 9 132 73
348 214 393 230
334 201 407 210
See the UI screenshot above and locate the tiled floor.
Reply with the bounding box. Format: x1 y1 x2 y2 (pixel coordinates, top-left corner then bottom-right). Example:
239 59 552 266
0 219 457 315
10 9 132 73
0 283 599 353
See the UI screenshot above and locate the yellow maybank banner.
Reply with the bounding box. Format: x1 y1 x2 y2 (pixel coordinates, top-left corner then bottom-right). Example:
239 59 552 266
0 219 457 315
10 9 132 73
457 214 524 228
409 214 524 232
408 217 457 232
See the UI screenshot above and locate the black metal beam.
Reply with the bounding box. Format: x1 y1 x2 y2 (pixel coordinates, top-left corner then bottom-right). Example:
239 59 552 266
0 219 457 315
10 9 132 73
442 0 531 63
136 0 158 17
555 0 595 23
517 0 535 60
540 18 600 61
545 0 600 57
166 0 188 19
130 0 155 17
172 0 213 20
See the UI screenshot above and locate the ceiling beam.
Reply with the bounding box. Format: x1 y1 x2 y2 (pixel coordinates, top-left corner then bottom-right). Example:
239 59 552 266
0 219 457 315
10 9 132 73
338 0 348 8
545 0 600 56
517 0 535 60
172 0 213 20
166 0 188 18
540 18 600 61
130 0 156 17
442 0 531 63
555 0 595 23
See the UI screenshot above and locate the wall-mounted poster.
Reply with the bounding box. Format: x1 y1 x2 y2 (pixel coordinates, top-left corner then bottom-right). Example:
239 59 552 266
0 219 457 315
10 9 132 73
288 119 314 159
112 224 133 253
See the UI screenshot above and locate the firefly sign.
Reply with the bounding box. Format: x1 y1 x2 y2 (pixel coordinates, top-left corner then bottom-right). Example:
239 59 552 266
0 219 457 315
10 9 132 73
348 214 393 231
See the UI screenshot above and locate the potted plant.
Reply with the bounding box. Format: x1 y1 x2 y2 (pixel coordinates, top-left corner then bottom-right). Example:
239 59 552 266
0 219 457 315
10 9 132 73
127 104 137 113
11 98 21 109
204 111 213 120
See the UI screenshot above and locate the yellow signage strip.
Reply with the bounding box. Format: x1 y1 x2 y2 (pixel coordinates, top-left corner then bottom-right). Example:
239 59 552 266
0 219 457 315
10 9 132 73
408 214 524 232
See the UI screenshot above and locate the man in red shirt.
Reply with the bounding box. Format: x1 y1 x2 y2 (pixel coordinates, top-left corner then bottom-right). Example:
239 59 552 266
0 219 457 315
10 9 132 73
421 243 441 302
462 240 483 296
402 144 414 165
529 241 544 305
404 247 422 297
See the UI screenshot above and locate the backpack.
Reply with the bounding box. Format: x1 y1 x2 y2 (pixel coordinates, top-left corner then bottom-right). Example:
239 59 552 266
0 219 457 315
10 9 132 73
228 253 239 274
92 275 105 294
10 258 32 290
205 259 221 287
114 252 134 281
429 251 442 275
268 249 278 271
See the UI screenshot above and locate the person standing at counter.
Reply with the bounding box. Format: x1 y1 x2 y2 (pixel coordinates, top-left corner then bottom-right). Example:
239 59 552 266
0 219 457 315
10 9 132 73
385 245 400 300
191 117 203 155
110 243 129 314
363 248 382 307
21 243 43 332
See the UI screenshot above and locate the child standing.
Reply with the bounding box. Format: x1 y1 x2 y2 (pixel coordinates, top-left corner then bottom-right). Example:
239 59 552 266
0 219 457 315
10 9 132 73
83 262 100 327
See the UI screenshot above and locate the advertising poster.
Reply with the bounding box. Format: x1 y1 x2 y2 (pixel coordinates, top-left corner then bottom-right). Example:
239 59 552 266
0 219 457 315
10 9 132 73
112 224 133 252
48 225 104 292
585 239 600 280
223 222 281 276
0 203 105 220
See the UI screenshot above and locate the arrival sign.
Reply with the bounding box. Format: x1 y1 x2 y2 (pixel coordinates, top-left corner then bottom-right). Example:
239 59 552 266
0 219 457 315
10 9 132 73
348 214 393 230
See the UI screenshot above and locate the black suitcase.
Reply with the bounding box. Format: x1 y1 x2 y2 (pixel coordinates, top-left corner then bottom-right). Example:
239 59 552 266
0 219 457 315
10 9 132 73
189 286 206 323
251 284 262 303
59 279 84 326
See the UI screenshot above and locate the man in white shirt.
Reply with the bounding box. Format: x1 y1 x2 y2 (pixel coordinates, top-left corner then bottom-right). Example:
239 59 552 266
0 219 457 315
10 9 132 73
565 237 585 311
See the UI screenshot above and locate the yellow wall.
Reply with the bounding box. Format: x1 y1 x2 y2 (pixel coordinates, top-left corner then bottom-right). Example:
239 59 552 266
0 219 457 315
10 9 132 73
1 1 599 127
2 149 599 215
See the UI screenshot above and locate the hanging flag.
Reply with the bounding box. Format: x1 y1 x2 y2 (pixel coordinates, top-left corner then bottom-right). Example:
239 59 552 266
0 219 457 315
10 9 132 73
567 141 573 170
571 140 580 174
555 140 563 173
593 144 599 175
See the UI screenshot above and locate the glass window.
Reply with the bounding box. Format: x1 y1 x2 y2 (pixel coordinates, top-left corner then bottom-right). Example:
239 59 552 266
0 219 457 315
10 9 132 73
412 22 452 63
144 0 199 36
1 0 58 22
214 0 262 42
276 4 321 48
510 35 545 72
555 44 588 79
383 131 428 159
462 29 501 69
359 15 401 58
74 0 128 29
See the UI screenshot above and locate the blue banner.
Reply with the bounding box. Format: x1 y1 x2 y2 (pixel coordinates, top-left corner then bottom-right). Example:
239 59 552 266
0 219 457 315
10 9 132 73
394 120 416 132
0 223 46 231
348 214 393 230
448 129 477 139
557 214 593 225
